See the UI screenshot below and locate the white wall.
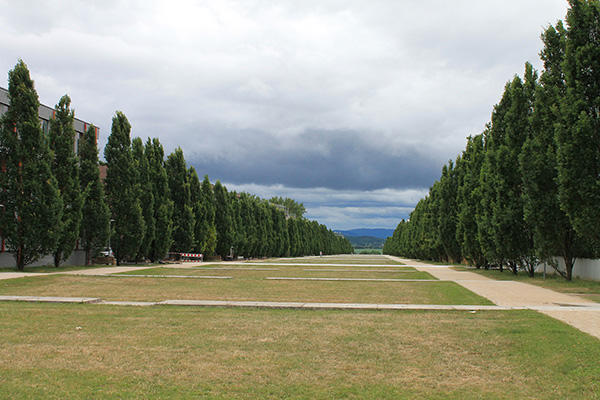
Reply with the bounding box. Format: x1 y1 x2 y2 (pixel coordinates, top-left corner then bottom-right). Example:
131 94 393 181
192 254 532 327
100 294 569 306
537 257 600 281
0 249 86 268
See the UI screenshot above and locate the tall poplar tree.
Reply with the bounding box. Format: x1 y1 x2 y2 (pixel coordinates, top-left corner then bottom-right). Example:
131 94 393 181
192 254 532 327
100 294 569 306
166 148 194 253
132 137 155 262
456 134 487 268
521 21 592 280
104 112 145 265
214 180 233 259
188 167 204 253
479 65 538 274
0 60 62 270
200 174 216 257
556 0 600 245
48 95 83 268
271 205 289 257
146 138 173 262
477 125 502 269
436 160 461 263
229 191 245 258
79 125 110 265
495 67 537 275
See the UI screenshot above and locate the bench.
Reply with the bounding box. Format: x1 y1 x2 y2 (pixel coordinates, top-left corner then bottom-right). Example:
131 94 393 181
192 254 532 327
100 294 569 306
92 256 117 265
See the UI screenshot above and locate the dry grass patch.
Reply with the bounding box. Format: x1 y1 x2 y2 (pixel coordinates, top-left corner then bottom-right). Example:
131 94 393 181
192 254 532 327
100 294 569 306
0 303 598 399
258 256 403 265
125 266 432 280
0 274 489 305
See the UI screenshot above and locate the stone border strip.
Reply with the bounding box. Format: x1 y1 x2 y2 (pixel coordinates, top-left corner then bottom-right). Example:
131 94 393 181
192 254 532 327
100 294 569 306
302 269 417 273
188 267 280 271
5 295 600 311
3 295 600 312
0 295 102 304
266 277 438 282
239 263 406 267
76 274 233 279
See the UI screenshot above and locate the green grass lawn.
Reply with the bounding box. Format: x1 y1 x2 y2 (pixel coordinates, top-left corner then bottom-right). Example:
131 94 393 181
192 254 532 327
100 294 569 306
0 303 598 399
353 248 383 254
1 255 599 399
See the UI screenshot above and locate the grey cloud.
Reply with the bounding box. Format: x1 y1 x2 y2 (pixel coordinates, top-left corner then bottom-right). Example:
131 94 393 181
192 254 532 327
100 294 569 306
221 184 427 230
186 128 443 191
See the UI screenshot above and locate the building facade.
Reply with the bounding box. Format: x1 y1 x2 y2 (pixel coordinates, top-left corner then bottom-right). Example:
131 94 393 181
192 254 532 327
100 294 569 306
0 87 98 155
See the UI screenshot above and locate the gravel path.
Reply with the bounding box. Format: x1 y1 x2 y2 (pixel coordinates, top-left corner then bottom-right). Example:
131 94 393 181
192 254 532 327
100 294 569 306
389 256 600 339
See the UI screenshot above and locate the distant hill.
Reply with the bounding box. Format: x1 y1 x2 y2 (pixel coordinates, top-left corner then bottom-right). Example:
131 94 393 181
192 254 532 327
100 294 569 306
335 228 394 239
334 229 394 250
345 235 386 249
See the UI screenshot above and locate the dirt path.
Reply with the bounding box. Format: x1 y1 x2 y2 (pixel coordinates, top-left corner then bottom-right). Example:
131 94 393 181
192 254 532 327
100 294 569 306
390 256 600 339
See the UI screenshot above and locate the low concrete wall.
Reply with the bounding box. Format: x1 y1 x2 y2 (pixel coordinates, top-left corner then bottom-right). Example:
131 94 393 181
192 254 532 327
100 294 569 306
537 257 600 281
0 249 86 268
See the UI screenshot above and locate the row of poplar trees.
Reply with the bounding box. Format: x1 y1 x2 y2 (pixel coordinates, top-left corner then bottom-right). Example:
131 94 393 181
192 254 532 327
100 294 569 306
0 60 352 270
384 0 600 280
104 111 352 265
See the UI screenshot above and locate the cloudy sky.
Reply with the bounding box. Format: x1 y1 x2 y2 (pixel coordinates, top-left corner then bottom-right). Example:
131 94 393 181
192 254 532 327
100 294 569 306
0 0 569 231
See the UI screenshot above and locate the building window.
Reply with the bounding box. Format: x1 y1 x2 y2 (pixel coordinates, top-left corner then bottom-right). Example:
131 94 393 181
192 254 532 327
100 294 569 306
41 119 50 135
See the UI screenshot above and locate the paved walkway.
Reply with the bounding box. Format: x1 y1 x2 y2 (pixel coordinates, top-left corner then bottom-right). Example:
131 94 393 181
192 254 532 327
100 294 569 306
389 257 600 339
0 266 152 281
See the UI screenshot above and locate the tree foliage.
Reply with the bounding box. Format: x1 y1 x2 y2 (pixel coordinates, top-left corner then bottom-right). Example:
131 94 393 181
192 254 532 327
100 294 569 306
556 0 600 245
165 147 194 253
269 196 306 219
213 180 233 259
132 137 155 262
0 60 63 270
104 112 145 265
145 138 173 262
385 1 600 280
48 95 83 267
79 125 110 265
199 175 216 257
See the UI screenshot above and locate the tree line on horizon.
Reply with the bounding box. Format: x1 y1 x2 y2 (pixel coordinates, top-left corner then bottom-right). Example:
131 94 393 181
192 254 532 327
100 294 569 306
384 0 600 281
0 60 352 270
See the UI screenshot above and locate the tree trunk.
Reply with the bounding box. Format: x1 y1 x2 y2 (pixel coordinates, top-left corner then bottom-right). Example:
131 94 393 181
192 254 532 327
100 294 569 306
565 257 574 281
85 249 91 266
16 246 24 271
508 261 518 275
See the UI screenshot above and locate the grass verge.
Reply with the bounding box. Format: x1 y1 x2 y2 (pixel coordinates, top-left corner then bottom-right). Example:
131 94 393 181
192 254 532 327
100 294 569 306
118 266 433 280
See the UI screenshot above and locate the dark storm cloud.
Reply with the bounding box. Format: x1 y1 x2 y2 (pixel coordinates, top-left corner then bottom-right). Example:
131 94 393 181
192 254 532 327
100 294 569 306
188 129 442 191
